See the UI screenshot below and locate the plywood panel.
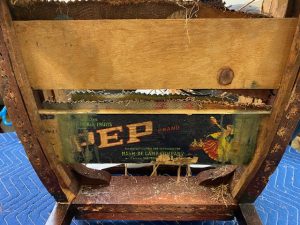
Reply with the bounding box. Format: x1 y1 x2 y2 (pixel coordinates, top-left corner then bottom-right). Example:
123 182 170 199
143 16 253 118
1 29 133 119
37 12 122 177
14 19 297 89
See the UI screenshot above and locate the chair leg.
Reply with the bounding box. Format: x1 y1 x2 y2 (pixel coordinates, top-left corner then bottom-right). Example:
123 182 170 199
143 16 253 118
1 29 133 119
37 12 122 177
46 203 73 225
235 204 263 225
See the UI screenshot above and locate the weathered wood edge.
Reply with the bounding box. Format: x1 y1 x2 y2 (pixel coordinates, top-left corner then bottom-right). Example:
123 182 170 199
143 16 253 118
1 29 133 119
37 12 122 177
69 163 111 186
197 165 237 186
38 108 272 115
75 212 234 221
239 69 300 202
0 0 79 201
235 204 263 225
262 0 291 18
46 203 73 225
231 15 300 201
7 0 267 21
0 1 67 201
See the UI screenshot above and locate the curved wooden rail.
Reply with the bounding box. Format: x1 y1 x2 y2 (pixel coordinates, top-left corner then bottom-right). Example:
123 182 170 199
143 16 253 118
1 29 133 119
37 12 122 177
70 163 111 186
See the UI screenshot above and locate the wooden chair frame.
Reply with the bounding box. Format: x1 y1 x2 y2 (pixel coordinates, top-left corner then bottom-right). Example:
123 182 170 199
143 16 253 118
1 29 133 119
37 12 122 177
0 0 300 224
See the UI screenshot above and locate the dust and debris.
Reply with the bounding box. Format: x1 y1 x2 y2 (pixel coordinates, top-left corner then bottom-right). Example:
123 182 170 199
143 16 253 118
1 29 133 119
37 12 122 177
43 95 271 111
77 176 234 207
210 184 230 207
237 95 264 106
41 89 272 113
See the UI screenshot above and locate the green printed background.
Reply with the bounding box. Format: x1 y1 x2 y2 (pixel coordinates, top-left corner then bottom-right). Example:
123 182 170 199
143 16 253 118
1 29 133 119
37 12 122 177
57 114 261 165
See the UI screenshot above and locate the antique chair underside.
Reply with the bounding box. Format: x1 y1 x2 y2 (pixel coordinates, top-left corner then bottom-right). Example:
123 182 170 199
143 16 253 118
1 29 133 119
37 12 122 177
0 0 300 224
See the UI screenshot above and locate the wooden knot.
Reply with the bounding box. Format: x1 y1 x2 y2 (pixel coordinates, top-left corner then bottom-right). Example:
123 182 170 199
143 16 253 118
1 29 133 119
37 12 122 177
218 67 234 85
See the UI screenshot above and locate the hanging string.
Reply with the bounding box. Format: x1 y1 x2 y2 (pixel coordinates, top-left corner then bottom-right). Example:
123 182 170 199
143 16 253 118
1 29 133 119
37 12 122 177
186 164 192 177
124 163 128 176
177 164 182 183
151 163 160 176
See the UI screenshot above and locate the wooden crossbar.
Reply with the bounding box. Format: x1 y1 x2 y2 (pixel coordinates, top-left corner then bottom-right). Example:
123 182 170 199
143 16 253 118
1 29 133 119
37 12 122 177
14 19 297 90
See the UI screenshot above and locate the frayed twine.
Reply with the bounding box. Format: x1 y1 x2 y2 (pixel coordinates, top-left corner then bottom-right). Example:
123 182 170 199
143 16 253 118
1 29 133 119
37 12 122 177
175 0 200 44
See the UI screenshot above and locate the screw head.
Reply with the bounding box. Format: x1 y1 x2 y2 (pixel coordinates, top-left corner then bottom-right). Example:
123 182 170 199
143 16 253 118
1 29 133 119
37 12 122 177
218 67 234 85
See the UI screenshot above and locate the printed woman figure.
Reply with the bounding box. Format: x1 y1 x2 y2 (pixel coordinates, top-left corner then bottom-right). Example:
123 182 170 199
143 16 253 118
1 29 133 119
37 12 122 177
190 116 234 163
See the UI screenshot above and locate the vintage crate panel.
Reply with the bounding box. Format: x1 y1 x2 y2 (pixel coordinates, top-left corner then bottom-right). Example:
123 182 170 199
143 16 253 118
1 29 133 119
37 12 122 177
51 114 262 165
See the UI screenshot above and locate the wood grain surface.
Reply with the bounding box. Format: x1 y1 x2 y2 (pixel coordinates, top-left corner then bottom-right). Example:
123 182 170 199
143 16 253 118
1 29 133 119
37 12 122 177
73 176 237 221
14 19 297 89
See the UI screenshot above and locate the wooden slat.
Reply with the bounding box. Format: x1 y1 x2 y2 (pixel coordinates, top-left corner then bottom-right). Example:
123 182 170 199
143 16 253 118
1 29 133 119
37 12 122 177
235 204 263 225
76 213 234 221
73 176 237 221
262 0 291 17
14 19 297 90
0 0 70 202
0 0 79 201
231 16 300 201
46 203 73 225
233 67 300 201
38 108 271 115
